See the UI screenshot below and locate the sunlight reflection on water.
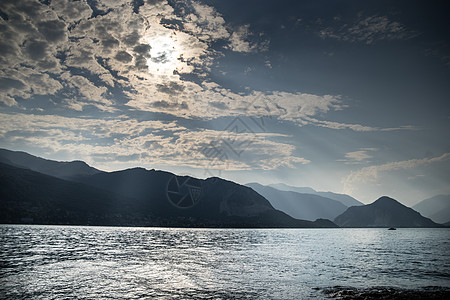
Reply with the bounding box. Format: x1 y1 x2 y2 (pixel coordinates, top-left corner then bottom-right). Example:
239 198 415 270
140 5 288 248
0 225 449 299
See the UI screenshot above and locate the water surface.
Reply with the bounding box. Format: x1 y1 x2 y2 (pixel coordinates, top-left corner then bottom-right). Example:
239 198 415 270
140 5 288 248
1 225 449 299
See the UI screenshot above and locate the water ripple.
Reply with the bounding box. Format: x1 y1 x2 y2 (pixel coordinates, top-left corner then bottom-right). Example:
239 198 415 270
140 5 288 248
1 225 449 299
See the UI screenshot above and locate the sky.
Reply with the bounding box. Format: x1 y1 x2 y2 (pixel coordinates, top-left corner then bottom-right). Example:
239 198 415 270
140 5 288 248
0 0 449 205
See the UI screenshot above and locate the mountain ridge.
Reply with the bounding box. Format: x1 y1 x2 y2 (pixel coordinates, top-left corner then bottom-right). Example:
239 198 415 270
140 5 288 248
334 196 441 228
0 148 102 179
412 195 450 224
0 152 337 228
246 183 347 221
268 182 363 207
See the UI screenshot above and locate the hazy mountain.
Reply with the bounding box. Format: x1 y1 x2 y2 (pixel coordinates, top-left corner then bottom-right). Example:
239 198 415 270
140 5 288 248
246 183 347 221
0 148 102 179
73 169 336 228
0 153 337 228
0 162 141 225
269 183 316 194
412 195 450 224
334 196 440 228
314 191 363 207
268 183 362 207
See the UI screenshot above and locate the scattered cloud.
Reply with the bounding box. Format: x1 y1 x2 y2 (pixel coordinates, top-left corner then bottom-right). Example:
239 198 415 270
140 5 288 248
407 174 425 180
0 0 414 134
0 112 308 173
318 14 417 45
303 117 418 132
228 24 268 53
342 152 450 193
339 148 377 164
0 0 268 113
424 43 450 68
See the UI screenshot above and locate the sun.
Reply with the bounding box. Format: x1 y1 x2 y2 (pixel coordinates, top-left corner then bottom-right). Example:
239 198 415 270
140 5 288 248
145 33 181 76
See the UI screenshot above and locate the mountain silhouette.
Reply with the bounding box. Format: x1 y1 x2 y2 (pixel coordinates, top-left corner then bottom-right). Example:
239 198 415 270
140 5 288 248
268 183 362 207
0 148 101 179
0 162 141 225
0 151 337 228
334 196 441 228
72 169 336 227
412 195 450 224
246 183 347 221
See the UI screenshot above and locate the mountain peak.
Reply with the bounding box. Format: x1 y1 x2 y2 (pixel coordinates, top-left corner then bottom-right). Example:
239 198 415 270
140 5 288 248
376 196 397 202
335 196 440 228
373 196 402 204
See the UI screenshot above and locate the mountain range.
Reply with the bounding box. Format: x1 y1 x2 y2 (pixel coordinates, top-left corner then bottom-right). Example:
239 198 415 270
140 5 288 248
0 149 335 228
0 148 101 179
0 148 446 228
334 196 440 228
268 183 363 207
412 195 450 224
246 183 348 221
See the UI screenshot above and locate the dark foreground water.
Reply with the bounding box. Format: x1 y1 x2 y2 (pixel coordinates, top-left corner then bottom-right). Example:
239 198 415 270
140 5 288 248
0 225 449 299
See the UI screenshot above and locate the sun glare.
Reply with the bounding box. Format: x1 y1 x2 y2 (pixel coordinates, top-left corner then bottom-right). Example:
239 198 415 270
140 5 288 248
145 33 181 76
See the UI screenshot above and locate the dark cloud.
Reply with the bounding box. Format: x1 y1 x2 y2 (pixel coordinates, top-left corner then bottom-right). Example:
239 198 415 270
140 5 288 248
11 0 42 19
151 52 169 64
7 13 38 36
0 40 18 63
0 77 25 91
37 20 67 43
132 44 151 70
114 51 133 63
101 35 120 49
146 0 165 5
209 101 228 110
66 48 94 66
54 0 92 23
156 81 185 95
134 56 148 70
151 100 188 110
24 40 48 60
37 59 58 70
133 44 151 56
122 31 140 46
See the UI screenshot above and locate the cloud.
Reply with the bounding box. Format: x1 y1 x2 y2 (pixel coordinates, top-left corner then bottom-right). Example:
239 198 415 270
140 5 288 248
0 112 309 173
228 24 268 53
0 0 415 134
424 43 450 68
181 1 230 42
339 148 377 164
304 117 419 132
318 14 417 45
342 153 450 193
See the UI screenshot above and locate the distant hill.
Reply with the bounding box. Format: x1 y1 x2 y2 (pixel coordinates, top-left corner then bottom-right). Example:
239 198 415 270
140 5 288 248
0 148 102 179
269 183 316 194
0 162 141 225
73 169 336 228
0 153 337 228
412 195 450 224
268 183 362 207
246 183 347 221
334 196 440 228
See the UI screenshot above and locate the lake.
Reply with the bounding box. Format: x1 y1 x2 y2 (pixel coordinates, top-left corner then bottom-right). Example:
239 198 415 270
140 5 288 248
1 225 449 299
